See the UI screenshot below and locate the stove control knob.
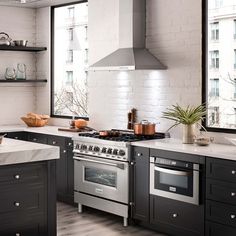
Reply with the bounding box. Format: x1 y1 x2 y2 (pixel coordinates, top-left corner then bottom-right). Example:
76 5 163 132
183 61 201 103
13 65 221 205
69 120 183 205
107 148 113 154
75 144 80 149
113 149 118 155
119 150 126 156
101 147 107 153
88 145 93 151
94 146 100 152
81 145 87 150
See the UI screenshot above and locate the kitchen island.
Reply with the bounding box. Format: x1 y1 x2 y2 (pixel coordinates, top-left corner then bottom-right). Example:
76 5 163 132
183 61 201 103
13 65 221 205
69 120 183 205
0 138 59 236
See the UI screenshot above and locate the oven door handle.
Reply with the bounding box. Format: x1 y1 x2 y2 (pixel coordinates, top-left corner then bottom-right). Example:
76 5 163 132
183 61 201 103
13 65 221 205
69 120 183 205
74 156 125 169
154 166 189 176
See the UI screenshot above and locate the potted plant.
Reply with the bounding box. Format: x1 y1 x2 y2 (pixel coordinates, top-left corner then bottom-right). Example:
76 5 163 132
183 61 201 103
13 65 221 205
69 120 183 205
162 104 206 144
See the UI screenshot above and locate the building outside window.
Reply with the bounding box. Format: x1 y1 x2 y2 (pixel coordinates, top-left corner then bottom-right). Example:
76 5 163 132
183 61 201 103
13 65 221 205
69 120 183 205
67 50 73 63
68 28 73 41
66 71 73 86
210 78 219 97
52 2 88 118
215 0 223 8
209 107 220 126
210 50 219 69
210 22 219 40
67 7 75 19
234 20 236 39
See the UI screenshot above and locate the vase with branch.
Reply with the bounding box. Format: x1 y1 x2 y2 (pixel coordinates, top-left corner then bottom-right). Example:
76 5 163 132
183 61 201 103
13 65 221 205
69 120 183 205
162 104 206 144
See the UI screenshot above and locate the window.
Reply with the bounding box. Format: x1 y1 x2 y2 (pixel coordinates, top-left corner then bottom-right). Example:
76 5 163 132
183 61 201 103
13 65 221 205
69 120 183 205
234 50 236 69
215 0 223 8
67 50 73 63
209 107 220 126
203 0 236 131
66 71 73 86
209 50 219 69
234 20 236 39
68 28 73 41
51 2 88 118
209 78 219 97
68 7 74 18
210 22 219 40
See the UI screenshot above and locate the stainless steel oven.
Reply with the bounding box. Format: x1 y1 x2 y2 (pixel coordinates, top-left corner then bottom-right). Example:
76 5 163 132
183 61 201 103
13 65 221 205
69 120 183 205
74 153 129 204
150 156 200 205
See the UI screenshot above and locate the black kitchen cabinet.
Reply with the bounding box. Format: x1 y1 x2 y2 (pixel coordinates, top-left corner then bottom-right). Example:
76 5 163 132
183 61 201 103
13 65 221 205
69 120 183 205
132 147 150 222
150 195 204 236
5 131 28 141
47 135 74 205
6 131 75 205
0 161 56 236
206 157 236 235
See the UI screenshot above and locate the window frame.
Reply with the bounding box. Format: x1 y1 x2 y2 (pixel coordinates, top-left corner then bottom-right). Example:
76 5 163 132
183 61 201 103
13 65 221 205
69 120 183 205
50 1 89 120
202 0 236 133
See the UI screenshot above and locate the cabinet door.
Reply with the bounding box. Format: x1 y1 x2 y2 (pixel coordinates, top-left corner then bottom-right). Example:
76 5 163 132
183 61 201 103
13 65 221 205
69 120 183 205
132 146 150 222
150 195 204 236
206 221 236 236
67 148 74 202
56 149 67 196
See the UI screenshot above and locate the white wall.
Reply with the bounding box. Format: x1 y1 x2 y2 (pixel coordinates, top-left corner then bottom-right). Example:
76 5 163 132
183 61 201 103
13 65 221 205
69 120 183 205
0 6 37 125
87 0 202 138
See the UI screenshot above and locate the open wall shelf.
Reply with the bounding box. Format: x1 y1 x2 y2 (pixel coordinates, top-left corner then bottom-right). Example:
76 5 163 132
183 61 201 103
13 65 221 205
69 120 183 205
0 45 47 52
0 79 47 83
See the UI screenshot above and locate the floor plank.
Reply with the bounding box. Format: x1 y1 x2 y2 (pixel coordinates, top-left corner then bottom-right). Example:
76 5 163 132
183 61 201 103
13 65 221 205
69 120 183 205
57 202 166 236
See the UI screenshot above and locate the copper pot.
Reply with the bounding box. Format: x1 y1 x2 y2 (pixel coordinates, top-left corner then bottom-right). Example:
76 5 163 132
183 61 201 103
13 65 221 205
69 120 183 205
134 120 156 135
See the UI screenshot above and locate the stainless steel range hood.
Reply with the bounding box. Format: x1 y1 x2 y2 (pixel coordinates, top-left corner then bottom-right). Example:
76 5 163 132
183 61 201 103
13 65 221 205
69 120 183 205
90 0 167 71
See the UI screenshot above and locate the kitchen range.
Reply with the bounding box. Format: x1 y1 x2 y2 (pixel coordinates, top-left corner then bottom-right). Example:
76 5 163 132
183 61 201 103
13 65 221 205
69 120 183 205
73 130 167 226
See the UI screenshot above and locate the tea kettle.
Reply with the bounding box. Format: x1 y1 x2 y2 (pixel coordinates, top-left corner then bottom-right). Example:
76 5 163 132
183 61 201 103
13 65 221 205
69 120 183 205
0 32 11 46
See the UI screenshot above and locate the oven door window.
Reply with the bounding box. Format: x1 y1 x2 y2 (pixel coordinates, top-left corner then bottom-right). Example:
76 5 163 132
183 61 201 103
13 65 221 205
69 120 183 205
154 165 193 197
84 167 117 188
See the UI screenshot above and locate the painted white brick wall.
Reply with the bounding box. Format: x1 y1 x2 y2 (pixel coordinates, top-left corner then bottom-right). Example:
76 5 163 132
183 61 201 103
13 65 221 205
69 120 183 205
0 6 37 125
88 0 202 138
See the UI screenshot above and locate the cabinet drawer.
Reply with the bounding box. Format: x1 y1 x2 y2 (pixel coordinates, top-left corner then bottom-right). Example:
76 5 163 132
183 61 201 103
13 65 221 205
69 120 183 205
150 195 204 235
207 158 236 183
0 163 45 187
0 223 41 236
0 187 45 214
206 179 236 205
206 221 236 236
48 135 65 147
206 200 236 227
28 133 47 144
6 132 27 141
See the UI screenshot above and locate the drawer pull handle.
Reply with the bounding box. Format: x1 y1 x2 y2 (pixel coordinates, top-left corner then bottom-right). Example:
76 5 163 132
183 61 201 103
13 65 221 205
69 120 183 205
137 153 142 157
33 138 37 141
52 141 56 145
231 192 236 197
231 214 236 219
63 150 67 153
14 174 20 179
68 142 72 146
14 202 20 207
14 137 18 140
172 213 178 218
16 233 20 236
232 170 236 175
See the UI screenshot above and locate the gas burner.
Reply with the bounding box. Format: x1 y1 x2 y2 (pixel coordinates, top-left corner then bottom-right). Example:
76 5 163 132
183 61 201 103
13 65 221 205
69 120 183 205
78 131 167 142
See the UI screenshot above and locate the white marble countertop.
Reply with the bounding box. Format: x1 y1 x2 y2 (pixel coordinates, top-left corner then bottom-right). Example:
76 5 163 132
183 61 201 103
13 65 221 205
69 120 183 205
132 138 236 161
0 138 60 166
0 125 76 138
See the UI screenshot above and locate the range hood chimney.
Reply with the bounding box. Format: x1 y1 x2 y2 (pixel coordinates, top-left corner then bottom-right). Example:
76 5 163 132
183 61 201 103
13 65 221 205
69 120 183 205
89 0 167 71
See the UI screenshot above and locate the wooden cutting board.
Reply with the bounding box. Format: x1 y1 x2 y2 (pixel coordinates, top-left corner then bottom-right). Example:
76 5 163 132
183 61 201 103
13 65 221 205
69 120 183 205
58 127 95 132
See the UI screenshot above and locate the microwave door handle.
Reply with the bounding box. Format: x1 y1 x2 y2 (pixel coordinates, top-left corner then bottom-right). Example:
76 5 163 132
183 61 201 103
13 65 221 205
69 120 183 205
74 156 124 169
154 166 189 176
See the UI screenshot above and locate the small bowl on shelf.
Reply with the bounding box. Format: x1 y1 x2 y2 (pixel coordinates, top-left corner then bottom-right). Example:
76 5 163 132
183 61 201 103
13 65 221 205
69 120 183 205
13 40 28 47
194 137 214 146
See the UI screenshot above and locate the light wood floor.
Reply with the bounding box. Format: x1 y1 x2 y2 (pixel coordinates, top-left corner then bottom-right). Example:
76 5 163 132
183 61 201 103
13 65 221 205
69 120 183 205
57 202 166 236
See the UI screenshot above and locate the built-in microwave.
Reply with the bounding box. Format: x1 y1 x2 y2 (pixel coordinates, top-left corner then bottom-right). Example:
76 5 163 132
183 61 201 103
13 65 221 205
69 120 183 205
150 156 200 205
